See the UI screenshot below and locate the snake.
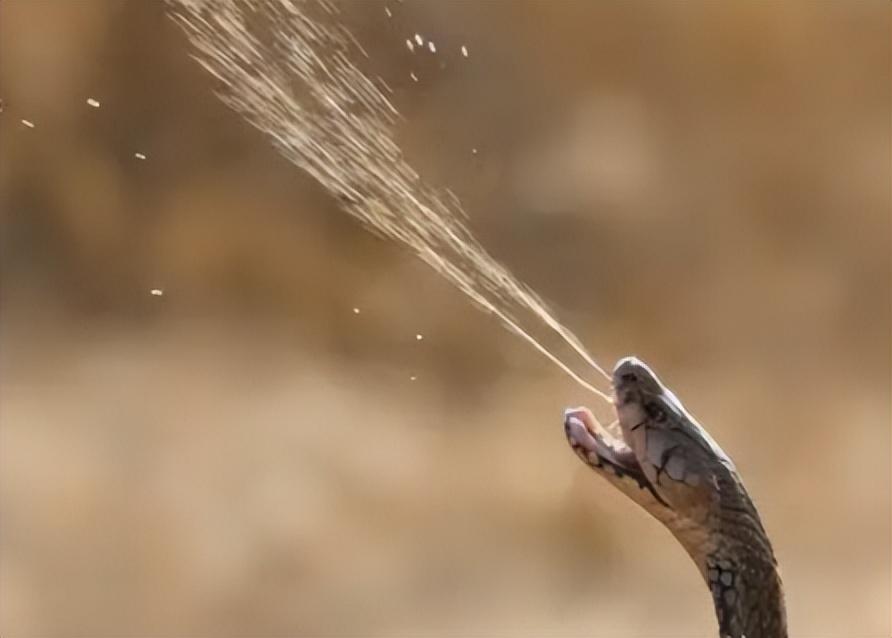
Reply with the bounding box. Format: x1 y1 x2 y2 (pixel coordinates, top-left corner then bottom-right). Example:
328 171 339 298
564 356 787 638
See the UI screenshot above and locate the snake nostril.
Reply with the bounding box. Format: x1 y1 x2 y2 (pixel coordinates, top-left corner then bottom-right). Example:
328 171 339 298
621 372 637 383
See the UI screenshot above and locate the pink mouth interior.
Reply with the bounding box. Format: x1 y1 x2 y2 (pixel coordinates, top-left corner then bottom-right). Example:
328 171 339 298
564 406 627 452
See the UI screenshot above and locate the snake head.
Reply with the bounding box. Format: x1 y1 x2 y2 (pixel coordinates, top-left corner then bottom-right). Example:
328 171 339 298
612 356 674 431
565 356 735 520
612 357 733 490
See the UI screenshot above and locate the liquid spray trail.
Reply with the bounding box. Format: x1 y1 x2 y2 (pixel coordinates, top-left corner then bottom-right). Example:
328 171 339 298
170 0 613 404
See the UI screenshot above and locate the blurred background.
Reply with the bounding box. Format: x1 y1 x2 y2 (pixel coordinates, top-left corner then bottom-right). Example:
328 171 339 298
1 1 889 636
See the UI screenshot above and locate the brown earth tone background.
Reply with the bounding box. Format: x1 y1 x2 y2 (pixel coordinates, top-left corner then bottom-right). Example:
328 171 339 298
1 1 890 636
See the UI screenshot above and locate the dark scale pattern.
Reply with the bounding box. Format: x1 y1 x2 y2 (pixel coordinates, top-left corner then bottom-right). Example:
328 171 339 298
707 556 739 633
706 545 786 638
704 470 787 638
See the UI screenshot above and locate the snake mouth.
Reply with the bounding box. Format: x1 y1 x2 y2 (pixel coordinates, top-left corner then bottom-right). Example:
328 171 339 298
565 407 615 444
563 406 630 461
562 358 664 485
563 405 670 508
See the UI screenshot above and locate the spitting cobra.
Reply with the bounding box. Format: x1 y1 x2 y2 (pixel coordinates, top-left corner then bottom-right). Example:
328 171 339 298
564 357 786 638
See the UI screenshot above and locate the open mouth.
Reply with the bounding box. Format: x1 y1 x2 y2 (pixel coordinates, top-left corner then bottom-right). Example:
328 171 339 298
563 383 669 508
565 406 614 449
563 355 657 486
564 372 629 458
563 405 631 467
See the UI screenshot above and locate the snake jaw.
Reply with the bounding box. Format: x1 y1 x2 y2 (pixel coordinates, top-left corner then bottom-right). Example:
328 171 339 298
563 357 695 511
564 407 621 449
563 406 670 508
563 407 629 463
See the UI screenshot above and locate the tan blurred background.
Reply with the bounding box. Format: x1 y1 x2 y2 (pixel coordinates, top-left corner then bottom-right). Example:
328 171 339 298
1 1 889 636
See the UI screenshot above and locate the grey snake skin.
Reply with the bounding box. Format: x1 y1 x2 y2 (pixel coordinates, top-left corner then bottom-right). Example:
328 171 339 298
564 357 786 638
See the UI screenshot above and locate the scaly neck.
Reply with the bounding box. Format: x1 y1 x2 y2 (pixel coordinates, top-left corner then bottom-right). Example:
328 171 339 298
702 540 786 638
693 470 787 638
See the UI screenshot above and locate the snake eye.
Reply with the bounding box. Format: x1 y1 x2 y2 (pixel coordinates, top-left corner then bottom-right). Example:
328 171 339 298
646 402 667 423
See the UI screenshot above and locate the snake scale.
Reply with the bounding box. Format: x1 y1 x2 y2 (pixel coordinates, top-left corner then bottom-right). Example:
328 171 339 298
564 357 786 638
